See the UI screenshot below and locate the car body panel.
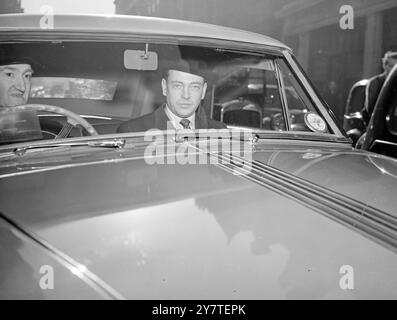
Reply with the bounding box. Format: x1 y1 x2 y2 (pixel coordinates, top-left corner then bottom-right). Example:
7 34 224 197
1 141 397 299
1 138 396 215
0 217 113 299
1 14 396 299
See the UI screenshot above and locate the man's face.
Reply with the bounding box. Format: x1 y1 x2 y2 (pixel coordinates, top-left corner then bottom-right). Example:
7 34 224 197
383 57 397 74
161 69 207 118
0 64 33 108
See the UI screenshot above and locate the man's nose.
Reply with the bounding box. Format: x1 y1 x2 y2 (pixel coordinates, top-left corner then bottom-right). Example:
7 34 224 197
181 85 190 99
14 75 26 92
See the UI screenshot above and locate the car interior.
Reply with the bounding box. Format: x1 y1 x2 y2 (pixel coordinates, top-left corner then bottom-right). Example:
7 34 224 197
0 41 328 143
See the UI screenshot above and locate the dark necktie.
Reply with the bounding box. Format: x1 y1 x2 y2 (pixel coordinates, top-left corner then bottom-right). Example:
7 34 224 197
180 118 191 129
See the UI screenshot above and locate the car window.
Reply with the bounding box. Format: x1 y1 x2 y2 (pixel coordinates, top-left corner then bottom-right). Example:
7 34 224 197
277 59 329 133
212 58 285 130
31 77 117 100
0 41 334 146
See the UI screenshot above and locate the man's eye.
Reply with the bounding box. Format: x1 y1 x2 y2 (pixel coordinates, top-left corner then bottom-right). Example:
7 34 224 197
5 72 13 77
24 73 32 79
173 84 182 89
190 85 201 91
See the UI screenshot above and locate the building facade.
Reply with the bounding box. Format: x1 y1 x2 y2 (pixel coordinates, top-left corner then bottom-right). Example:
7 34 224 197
277 0 397 117
0 0 23 13
114 0 284 38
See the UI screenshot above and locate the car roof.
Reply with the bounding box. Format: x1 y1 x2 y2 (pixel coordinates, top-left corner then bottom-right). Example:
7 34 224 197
0 14 290 51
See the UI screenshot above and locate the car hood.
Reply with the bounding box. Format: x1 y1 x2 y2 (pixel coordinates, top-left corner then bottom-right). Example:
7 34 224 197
0 141 397 299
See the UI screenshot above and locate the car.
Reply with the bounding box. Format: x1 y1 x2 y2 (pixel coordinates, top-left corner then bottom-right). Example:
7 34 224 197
0 14 397 300
360 63 397 158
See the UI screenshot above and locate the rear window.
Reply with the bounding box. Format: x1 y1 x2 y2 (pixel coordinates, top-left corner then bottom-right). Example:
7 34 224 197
30 77 117 100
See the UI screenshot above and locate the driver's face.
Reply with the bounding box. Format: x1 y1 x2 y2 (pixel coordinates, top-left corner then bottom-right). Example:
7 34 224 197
0 64 33 108
383 58 397 75
161 70 207 118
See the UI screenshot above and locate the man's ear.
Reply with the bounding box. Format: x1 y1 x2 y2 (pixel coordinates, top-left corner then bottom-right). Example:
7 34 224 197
201 82 207 100
161 78 167 96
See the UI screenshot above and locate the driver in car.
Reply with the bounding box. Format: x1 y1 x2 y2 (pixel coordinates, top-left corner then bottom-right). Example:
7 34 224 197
0 57 46 143
0 56 33 108
0 56 97 141
117 60 225 132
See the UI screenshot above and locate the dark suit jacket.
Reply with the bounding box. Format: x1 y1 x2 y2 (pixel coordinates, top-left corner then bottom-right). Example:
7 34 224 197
117 104 226 133
362 73 387 125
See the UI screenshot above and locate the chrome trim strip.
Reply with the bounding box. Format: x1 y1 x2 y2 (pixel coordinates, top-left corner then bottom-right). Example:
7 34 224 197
0 212 126 300
254 132 350 144
209 152 397 251
0 32 288 54
0 128 351 155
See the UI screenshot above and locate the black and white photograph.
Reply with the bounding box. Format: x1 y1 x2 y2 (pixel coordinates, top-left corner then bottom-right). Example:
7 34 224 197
0 0 397 304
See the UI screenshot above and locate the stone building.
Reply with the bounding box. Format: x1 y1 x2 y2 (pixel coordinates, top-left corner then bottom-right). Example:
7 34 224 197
277 0 397 116
0 0 23 13
114 0 284 38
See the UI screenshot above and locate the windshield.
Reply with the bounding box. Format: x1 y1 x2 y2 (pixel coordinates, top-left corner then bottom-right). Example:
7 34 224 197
0 41 335 146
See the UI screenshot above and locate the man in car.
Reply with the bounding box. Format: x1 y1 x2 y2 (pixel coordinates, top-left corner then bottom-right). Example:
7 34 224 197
0 57 33 108
117 60 225 132
0 57 45 144
362 51 397 125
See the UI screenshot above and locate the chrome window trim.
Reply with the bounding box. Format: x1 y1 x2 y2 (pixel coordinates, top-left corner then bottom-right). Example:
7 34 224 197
274 61 291 131
0 31 288 55
282 50 344 136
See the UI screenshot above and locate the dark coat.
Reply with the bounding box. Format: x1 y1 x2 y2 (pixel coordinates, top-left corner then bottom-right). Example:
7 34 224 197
362 73 387 125
117 104 226 133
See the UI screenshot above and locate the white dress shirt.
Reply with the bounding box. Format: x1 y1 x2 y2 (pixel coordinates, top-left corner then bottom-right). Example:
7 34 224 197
164 105 195 129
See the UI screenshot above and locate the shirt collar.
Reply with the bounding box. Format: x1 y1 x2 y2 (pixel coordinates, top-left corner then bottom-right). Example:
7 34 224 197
164 104 195 129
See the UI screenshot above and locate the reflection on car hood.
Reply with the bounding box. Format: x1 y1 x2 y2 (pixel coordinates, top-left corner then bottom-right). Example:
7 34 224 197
0 140 397 299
